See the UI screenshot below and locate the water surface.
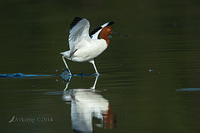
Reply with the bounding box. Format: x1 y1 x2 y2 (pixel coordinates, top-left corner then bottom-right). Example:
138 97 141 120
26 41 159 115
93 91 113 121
1 0 200 133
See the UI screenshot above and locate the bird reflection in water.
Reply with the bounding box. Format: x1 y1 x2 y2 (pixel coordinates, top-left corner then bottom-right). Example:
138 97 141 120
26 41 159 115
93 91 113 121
62 75 114 133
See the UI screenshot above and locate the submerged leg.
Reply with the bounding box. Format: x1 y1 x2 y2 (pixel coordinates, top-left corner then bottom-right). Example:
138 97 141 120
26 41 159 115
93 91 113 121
62 56 72 75
89 60 100 75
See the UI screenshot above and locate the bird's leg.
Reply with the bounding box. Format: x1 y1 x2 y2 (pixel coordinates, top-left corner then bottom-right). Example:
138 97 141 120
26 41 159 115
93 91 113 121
89 60 100 75
62 56 72 75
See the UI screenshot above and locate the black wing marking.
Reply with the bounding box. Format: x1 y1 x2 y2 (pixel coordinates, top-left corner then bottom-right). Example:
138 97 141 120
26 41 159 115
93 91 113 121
89 27 101 37
70 17 83 30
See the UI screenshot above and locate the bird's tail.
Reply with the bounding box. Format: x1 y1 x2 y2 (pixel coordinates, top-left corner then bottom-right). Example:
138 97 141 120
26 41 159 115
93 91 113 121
60 51 70 58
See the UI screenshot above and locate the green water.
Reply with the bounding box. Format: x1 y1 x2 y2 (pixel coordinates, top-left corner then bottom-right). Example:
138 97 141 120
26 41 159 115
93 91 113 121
1 0 200 133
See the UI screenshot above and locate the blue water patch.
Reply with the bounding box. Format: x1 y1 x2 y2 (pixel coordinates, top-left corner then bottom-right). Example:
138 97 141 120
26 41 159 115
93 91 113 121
0 73 58 78
176 88 200 92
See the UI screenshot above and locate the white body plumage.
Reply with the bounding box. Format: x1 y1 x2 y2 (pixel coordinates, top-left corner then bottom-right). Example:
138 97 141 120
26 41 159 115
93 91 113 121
61 38 107 62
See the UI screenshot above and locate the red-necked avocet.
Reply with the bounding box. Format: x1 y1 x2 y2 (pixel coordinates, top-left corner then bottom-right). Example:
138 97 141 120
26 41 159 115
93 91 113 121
60 17 114 75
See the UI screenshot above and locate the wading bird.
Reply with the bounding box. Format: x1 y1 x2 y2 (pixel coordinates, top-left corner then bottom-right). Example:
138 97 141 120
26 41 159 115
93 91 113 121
60 17 114 75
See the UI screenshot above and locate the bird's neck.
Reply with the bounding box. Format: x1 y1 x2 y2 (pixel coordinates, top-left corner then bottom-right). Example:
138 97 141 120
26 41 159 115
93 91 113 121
100 34 110 46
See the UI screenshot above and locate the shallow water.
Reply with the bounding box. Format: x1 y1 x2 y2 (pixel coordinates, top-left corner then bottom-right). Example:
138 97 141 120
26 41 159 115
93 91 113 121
1 0 200 133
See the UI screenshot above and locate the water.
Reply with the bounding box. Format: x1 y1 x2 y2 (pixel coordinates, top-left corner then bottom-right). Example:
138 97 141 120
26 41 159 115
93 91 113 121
1 0 200 133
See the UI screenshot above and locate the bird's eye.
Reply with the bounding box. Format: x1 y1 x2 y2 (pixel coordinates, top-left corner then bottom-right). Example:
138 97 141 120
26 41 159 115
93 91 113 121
107 29 111 32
